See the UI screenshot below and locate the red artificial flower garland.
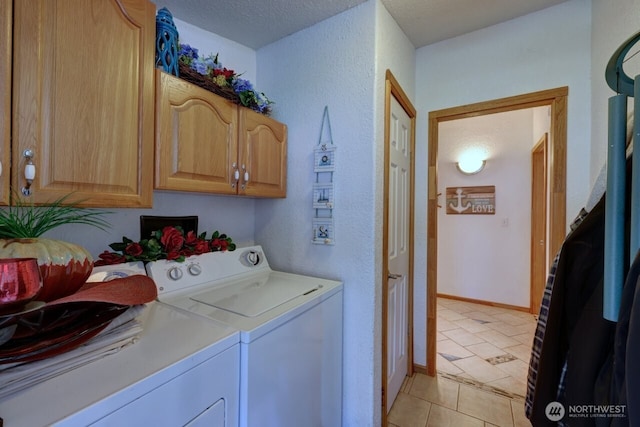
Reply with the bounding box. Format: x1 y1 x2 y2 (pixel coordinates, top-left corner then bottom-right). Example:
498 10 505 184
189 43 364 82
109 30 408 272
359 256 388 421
95 226 235 265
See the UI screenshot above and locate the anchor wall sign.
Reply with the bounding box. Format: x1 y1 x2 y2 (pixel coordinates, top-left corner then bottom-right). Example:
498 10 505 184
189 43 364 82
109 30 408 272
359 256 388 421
446 185 495 215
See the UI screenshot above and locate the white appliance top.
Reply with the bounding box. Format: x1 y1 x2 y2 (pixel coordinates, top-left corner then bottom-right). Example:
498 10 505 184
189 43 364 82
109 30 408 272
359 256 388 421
190 273 320 317
0 261 239 427
146 245 343 342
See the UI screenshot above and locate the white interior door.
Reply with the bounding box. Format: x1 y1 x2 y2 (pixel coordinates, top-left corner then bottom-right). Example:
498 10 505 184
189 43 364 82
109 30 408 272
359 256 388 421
386 95 411 412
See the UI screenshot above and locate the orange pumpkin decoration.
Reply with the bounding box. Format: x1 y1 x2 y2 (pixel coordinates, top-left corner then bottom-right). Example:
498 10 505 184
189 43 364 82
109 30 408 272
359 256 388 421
0 238 93 302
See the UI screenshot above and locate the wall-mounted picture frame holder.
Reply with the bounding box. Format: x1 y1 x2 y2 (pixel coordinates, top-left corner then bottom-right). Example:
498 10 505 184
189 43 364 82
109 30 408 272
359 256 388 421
312 106 336 245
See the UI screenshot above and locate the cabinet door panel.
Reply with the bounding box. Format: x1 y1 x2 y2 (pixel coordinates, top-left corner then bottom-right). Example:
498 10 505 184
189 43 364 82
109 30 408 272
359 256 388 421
155 71 238 194
12 0 154 207
238 109 287 198
0 0 10 205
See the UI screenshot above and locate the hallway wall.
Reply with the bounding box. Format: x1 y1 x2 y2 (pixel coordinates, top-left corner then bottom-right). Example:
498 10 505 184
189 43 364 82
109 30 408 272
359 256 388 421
255 1 415 424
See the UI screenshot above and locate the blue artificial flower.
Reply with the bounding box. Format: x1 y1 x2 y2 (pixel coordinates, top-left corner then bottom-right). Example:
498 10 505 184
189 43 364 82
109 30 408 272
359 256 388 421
255 92 273 114
233 78 254 94
193 59 209 75
203 57 217 70
178 44 199 61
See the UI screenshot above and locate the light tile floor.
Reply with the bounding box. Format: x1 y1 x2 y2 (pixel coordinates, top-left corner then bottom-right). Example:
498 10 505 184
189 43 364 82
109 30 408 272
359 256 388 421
389 297 537 426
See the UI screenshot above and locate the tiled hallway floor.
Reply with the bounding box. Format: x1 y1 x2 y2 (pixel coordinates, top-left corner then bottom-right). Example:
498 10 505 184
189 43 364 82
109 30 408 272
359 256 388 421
388 297 537 426
435 297 536 398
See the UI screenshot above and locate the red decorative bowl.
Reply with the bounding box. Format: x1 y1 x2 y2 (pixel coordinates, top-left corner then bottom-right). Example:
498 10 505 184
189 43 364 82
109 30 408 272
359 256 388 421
0 258 43 314
0 239 93 302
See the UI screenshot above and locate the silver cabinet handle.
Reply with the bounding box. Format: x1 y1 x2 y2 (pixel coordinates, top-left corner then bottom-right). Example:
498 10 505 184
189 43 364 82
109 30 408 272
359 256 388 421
231 162 239 188
22 149 35 196
241 164 249 189
388 273 402 280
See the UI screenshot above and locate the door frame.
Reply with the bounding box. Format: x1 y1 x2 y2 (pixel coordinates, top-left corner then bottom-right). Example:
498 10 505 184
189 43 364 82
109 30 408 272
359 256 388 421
426 87 568 376
382 70 416 424
530 133 548 314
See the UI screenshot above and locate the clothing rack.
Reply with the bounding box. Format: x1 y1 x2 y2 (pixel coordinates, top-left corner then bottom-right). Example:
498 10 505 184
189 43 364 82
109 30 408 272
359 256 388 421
604 30 640 321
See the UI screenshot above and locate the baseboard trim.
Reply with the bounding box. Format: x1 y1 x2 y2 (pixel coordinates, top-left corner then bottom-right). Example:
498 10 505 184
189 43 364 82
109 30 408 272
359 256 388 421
437 293 530 313
413 363 430 376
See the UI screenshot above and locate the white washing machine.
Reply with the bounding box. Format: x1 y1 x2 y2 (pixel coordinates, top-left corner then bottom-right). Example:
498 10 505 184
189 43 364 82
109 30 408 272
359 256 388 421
0 262 240 427
146 245 344 427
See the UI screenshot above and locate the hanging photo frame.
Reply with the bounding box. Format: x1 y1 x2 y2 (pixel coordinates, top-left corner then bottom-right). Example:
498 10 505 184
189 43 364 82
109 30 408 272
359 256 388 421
314 145 337 172
312 218 334 245
313 183 335 209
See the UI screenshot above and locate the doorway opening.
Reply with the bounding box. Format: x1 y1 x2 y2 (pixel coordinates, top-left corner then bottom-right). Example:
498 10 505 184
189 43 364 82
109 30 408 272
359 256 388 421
426 88 568 377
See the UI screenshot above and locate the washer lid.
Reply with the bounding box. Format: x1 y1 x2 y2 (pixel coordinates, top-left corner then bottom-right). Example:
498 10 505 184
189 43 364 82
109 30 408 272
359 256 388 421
189 274 321 317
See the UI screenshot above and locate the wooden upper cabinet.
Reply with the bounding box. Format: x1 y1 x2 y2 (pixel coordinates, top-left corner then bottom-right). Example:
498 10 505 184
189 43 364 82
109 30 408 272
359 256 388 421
11 0 155 207
238 108 287 198
156 70 287 198
0 0 11 206
155 71 238 195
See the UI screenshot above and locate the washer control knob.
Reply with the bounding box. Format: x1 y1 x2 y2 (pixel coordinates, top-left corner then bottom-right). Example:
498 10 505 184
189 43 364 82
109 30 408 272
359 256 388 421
245 250 261 266
187 263 202 276
168 266 183 280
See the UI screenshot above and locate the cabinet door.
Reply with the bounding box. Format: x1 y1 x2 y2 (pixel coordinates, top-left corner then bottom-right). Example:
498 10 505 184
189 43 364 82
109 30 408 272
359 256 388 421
0 0 10 206
12 0 155 207
155 71 238 195
238 108 287 198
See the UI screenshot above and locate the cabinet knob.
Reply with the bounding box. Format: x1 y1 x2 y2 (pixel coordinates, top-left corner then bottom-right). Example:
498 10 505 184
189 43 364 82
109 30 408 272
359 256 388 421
22 149 35 196
241 164 249 189
231 163 239 188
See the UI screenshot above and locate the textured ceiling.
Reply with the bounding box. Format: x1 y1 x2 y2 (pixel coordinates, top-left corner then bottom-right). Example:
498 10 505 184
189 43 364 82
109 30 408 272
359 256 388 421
153 0 569 50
